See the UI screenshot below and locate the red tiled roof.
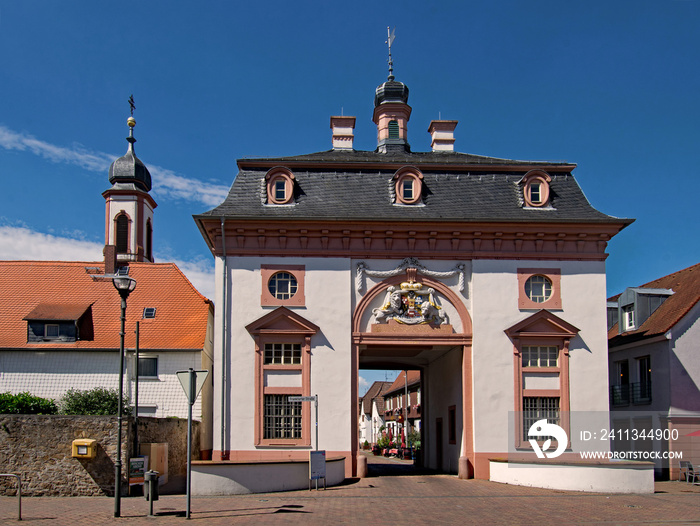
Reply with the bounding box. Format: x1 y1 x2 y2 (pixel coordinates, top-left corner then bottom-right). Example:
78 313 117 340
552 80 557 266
608 262 700 342
360 381 392 414
0 261 213 351
386 370 421 394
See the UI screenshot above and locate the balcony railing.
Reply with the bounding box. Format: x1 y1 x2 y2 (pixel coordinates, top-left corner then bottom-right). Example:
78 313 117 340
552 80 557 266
610 382 652 406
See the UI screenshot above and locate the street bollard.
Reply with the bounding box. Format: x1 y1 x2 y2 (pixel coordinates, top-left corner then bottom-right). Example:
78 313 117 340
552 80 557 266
144 470 159 516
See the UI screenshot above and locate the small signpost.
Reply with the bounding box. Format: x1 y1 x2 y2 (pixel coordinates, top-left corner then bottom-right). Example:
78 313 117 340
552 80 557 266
288 394 325 489
309 450 326 490
128 457 147 487
177 368 209 520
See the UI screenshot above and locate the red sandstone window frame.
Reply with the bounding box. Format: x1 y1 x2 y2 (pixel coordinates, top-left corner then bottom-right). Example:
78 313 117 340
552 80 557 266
246 308 319 448
393 167 424 205
521 170 551 208
261 265 305 307
505 311 579 451
517 268 562 310
265 167 295 205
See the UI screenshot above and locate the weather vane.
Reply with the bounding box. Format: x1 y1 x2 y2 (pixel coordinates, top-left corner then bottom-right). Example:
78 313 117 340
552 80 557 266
385 26 396 80
128 94 135 116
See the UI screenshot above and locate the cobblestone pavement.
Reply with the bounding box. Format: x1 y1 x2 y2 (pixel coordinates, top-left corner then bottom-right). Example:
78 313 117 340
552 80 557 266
1 452 698 525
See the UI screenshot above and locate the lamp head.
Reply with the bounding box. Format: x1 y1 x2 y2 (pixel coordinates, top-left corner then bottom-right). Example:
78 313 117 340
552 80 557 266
112 276 137 299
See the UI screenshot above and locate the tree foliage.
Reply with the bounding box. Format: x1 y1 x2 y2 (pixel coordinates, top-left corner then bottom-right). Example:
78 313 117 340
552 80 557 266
59 387 131 416
0 392 58 415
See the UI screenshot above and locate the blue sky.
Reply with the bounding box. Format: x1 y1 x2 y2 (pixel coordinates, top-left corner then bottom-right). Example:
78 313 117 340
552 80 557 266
1 1 698 394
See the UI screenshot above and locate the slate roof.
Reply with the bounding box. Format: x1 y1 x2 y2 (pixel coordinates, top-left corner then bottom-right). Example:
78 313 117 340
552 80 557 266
0 261 213 351
197 149 628 225
608 262 700 345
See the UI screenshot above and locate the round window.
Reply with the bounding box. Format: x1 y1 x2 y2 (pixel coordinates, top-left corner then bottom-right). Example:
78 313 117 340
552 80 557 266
268 272 298 300
524 275 552 303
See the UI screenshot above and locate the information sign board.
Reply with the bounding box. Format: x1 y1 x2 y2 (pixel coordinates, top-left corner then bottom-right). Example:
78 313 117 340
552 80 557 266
309 450 326 481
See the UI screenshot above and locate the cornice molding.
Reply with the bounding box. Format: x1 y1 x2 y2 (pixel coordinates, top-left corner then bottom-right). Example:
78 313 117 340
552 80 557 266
197 218 625 261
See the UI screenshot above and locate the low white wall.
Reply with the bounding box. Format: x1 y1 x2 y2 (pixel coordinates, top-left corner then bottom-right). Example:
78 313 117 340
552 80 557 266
191 457 346 495
489 460 654 494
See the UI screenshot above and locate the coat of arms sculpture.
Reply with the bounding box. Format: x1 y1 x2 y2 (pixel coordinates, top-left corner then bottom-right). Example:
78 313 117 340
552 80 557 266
372 281 448 325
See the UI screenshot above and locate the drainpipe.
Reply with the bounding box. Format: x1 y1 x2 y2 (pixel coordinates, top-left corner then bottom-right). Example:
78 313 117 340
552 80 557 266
220 218 228 459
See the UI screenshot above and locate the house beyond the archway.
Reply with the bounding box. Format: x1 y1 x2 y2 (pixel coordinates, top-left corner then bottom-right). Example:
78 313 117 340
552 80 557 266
192 67 633 494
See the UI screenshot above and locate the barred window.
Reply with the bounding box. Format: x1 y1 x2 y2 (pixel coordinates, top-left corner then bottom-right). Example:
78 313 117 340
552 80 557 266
522 346 558 368
523 396 560 440
264 395 302 439
264 343 302 365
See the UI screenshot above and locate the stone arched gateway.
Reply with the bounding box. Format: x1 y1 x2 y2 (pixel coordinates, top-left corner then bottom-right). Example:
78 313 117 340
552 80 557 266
351 272 474 478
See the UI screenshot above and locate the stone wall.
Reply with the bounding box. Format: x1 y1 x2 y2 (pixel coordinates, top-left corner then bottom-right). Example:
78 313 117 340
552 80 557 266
0 415 199 497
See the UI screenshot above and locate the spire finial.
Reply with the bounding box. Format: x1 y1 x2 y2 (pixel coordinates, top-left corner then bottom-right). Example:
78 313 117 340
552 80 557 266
385 26 396 81
126 94 136 144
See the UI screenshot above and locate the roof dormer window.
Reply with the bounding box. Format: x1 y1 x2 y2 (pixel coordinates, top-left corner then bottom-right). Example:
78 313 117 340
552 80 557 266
393 166 423 205
622 305 635 331
521 170 552 208
44 324 60 339
265 167 295 205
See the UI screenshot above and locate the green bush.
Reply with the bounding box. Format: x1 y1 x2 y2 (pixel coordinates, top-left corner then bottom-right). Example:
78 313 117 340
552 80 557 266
376 435 391 449
408 429 421 450
0 392 58 415
59 387 131 416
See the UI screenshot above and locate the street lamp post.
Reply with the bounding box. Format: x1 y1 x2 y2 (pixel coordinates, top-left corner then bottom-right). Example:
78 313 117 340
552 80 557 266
112 275 136 518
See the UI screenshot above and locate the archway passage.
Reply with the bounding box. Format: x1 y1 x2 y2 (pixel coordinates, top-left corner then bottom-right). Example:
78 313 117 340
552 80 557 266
352 273 474 479
359 366 422 474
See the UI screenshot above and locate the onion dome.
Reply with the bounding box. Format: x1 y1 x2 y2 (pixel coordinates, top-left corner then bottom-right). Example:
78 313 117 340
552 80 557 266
374 78 409 108
108 116 152 192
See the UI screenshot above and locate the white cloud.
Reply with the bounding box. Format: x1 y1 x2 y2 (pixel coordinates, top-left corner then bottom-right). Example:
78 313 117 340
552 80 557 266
0 225 215 300
150 166 229 208
0 225 103 261
0 124 229 208
169 257 216 301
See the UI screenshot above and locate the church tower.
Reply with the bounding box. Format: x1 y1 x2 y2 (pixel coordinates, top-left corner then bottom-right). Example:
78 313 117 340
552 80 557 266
102 106 157 273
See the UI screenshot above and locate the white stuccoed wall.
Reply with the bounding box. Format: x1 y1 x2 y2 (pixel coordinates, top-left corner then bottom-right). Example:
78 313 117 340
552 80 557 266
219 256 353 453
470 259 610 454
0 350 203 419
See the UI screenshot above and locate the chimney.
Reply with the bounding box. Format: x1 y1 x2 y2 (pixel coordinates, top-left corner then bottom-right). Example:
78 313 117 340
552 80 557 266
103 244 117 276
428 120 458 152
330 116 356 150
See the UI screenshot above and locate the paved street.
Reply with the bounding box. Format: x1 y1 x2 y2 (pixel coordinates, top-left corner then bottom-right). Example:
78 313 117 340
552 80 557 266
1 452 698 525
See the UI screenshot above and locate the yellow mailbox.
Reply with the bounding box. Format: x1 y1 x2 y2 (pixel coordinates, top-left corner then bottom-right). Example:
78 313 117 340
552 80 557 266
72 439 97 459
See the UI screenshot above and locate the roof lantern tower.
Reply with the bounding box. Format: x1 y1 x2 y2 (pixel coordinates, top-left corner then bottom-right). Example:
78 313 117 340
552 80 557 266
102 95 157 272
108 95 152 192
373 27 412 153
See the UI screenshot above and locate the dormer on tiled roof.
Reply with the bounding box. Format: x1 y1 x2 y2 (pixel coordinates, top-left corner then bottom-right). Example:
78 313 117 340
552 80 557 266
0 261 213 351
608 262 700 344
